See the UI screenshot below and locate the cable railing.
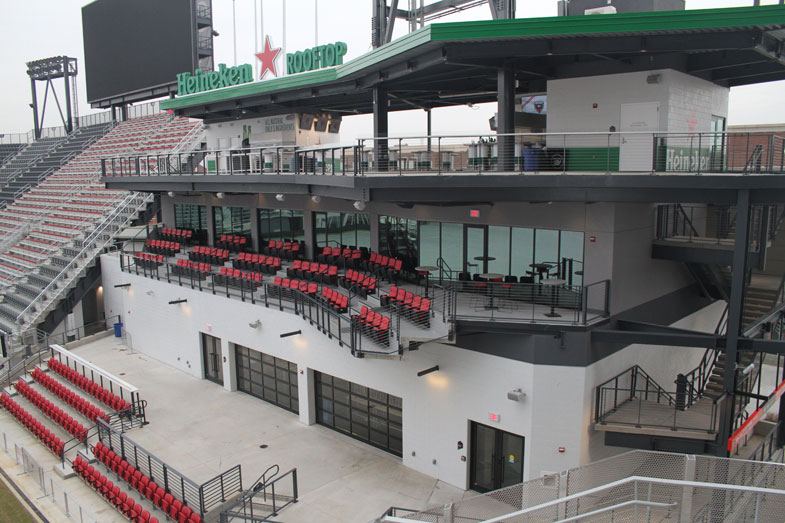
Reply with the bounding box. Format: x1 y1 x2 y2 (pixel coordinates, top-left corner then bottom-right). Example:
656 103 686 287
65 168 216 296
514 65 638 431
118 252 405 357
101 131 785 178
444 278 609 325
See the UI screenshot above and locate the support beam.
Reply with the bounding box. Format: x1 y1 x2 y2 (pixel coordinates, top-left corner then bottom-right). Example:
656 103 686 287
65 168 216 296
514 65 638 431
496 62 515 172
30 77 40 140
373 87 389 172
717 189 751 457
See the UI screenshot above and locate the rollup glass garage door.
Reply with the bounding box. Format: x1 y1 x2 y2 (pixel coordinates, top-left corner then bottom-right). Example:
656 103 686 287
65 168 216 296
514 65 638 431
234 345 299 414
315 371 402 456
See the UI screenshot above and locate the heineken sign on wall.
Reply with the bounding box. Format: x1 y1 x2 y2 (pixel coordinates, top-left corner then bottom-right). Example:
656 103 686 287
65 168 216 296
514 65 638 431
287 42 347 74
177 63 253 95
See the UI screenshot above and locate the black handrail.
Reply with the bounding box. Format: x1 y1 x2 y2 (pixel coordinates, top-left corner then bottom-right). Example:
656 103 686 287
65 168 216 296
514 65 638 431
219 467 298 523
595 365 676 423
682 304 729 408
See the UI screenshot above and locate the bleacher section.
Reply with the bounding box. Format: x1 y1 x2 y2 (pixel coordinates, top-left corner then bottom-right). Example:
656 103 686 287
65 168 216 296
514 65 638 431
0 137 66 201
0 143 26 168
0 114 202 334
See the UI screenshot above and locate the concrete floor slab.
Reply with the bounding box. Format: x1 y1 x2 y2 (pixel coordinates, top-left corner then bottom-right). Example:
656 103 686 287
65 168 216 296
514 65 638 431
62 334 470 522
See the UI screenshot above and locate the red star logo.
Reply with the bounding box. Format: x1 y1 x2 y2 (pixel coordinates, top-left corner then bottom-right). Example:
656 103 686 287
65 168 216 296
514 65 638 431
255 36 281 80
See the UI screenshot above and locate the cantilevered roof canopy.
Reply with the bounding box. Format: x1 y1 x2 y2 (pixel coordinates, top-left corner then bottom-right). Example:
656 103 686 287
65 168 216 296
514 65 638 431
161 5 785 124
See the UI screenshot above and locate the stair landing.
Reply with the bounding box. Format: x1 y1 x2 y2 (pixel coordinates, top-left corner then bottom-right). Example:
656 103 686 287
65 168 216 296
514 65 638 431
594 396 718 441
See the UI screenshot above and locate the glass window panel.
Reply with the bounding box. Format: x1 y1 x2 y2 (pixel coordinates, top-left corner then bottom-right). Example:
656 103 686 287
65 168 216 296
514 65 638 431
510 227 534 279
342 213 356 247
327 212 342 246
352 423 369 439
351 383 368 396
263 386 277 401
488 226 511 275
440 223 464 278
335 416 351 433
333 377 350 391
388 394 402 408
370 429 387 446
419 221 440 271
389 437 402 453
291 210 305 243
534 229 559 272
334 389 350 405
315 212 328 248
356 213 371 249
560 230 584 285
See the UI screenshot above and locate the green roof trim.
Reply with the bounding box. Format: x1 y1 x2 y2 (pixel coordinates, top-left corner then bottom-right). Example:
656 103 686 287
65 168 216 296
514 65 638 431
161 4 785 111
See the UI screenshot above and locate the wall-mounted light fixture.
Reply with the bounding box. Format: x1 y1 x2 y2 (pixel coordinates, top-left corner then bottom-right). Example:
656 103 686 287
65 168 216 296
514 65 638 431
168 298 188 305
167 191 175 197
216 192 225 199
279 330 301 338
311 195 321 203
249 319 262 329
114 283 131 288
507 388 526 402
353 200 366 211
275 194 286 202
417 365 440 377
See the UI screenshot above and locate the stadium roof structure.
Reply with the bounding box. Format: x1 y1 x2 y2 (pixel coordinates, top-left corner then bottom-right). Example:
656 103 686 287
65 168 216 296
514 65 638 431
161 5 785 123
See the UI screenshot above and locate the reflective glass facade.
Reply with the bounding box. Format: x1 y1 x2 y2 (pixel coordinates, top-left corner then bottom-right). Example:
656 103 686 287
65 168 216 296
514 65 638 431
213 206 252 238
379 217 584 284
314 212 371 250
258 209 305 243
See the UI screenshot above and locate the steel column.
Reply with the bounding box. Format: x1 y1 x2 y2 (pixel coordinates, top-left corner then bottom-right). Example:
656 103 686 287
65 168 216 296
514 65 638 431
30 78 40 140
717 189 751 456
373 87 389 172
497 63 515 172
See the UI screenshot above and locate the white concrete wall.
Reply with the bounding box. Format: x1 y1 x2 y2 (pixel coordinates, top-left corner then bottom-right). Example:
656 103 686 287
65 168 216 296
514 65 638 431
100 254 587 488
203 114 341 150
546 69 729 140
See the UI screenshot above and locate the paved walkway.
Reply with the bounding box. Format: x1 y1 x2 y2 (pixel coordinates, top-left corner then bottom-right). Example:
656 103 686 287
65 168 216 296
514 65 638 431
2 333 469 523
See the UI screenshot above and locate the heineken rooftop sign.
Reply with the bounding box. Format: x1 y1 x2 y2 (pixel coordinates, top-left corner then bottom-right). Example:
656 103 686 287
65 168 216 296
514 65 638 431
177 63 253 96
287 42 347 75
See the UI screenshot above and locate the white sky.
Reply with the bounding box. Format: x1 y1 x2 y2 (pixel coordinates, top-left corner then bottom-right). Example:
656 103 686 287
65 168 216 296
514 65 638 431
1 0 783 139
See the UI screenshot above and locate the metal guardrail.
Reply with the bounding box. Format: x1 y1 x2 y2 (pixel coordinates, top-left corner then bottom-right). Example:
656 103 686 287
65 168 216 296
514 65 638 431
118 253 404 357
444 279 609 325
200 465 243 515
595 365 722 435
219 468 297 523
389 450 785 523
101 131 785 178
97 417 204 514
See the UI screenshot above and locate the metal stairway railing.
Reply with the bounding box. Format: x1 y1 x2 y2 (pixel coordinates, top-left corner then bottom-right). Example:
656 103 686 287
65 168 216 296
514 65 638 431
12 192 153 331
